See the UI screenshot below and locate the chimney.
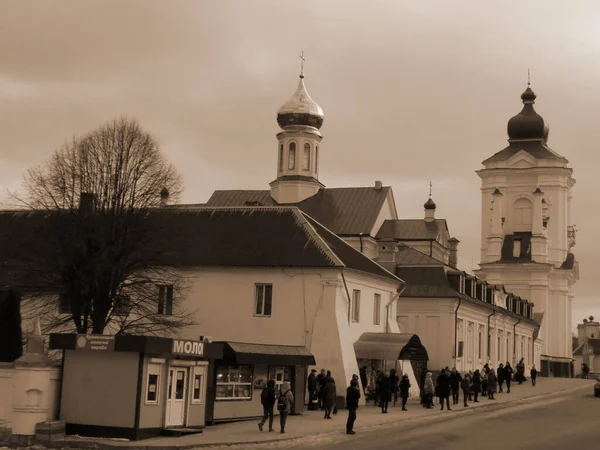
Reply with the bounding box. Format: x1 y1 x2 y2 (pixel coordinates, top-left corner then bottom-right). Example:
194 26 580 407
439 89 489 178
448 237 460 269
374 180 383 190
79 192 95 214
377 239 398 273
160 187 170 207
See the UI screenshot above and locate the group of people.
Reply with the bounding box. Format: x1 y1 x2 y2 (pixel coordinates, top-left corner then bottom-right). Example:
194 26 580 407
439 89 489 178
420 359 538 410
359 368 412 412
307 369 339 418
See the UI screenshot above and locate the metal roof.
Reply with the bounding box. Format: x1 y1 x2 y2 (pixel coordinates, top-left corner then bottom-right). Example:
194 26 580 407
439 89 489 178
376 219 449 241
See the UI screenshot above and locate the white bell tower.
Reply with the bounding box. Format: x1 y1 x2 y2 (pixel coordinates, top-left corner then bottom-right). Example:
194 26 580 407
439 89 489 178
475 83 578 377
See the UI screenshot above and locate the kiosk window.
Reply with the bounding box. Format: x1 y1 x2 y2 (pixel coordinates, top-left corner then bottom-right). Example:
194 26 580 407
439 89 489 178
216 365 253 400
192 371 205 404
145 365 161 404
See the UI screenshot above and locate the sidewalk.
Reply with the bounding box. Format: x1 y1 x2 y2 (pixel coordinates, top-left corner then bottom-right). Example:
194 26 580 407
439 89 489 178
48 378 594 449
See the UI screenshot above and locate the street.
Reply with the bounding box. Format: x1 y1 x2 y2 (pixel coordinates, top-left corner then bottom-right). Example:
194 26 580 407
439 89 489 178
222 387 598 450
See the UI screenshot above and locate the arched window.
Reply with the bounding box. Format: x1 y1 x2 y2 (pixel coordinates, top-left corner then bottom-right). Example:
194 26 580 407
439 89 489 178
512 198 533 232
288 142 296 170
278 144 284 172
315 144 319 173
302 143 311 171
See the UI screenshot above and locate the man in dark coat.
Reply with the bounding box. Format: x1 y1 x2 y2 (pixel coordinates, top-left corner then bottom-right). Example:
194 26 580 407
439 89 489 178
307 369 317 410
460 373 471 407
316 369 327 409
530 364 538 386
472 370 482 402
504 362 513 393
323 375 337 419
345 379 360 435
449 367 462 405
378 372 392 413
258 379 277 432
497 363 505 393
436 368 451 410
389 369 399 406
399 374 411 411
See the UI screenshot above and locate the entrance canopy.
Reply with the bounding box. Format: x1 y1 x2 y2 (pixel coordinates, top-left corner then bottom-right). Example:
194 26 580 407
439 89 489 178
219 341 316 366
354 333 428 361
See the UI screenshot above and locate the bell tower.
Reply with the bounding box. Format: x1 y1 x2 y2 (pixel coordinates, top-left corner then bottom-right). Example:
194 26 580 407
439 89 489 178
475 82 578 377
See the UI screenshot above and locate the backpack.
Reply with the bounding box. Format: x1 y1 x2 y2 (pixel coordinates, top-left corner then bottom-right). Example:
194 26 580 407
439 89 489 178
277 390 290 411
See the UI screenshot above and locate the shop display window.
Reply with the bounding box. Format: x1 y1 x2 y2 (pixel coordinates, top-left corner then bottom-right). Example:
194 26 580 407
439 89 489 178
216 365 253 400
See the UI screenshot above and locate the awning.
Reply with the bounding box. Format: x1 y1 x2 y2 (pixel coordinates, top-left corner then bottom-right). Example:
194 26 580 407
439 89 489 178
353 333 429 361
218 341 316 366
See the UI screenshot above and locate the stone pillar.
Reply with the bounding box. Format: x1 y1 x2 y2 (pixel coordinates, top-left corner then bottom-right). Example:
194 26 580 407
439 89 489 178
11 319 55 442
487 189 504 261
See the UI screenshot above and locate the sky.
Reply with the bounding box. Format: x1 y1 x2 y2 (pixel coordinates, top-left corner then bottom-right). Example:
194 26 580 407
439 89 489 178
1 0 598 332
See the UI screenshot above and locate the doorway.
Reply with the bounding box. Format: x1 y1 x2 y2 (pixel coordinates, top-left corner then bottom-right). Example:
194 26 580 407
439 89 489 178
166 367 188 427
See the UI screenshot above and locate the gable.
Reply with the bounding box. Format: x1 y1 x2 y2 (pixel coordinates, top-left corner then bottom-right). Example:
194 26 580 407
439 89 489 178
506 150 538 169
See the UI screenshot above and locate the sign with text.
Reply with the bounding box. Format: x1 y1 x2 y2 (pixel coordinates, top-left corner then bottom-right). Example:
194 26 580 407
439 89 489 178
76 334 115 352
172 339 204 356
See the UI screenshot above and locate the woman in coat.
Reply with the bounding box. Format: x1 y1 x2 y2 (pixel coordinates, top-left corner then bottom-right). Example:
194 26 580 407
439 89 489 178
323 376 337 419
399 374 411 411
460 373 471 407
378 372 392 413
436 369 451 411
487 368 498 399
389 369 399 406
497 363 505 393
423 372 435 409
471 369 482 403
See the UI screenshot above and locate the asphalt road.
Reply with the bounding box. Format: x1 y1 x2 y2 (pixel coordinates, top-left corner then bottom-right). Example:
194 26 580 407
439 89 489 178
240 387 598 450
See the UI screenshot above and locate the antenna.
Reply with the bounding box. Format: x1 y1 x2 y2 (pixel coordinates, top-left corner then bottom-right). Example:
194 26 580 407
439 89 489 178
300 51 306 79
527 68 531 87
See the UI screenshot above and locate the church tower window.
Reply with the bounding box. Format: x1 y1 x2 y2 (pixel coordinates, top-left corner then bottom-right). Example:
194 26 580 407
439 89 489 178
315 145 319 173
303 143 311 171
279 144 284 172
288 142 296 170
512 198 533 232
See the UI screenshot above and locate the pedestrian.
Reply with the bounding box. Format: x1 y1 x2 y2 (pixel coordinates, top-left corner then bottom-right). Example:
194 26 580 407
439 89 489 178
487 368 497 400
504 362 513 393
467 370 474 401
323 375 337 419
258 379 277 432
530 364 538 386
497 363 505 393
423 372 434 409
316 369 326 409
389 369 399 406
420 368 428 407
517 358 526 384
481 366 488 397
461 373 471 407
345 379 360 435
277 381 294 434
449 367 462 405
472 369 481 403
378 372 392 413
436 368 451 411
307 369 318 410
399 374 411 411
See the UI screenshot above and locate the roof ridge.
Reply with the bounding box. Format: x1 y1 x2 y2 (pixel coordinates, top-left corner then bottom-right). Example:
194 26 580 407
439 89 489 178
289 209 344 267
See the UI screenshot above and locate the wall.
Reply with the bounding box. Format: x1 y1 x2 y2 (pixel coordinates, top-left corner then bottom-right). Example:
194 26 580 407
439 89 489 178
138 359 167 429
0 363 61 428
60 351 138 428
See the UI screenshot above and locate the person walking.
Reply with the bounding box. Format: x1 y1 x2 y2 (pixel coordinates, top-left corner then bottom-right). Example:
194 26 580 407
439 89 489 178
436 368 451 411
449 367 462 405
307 369 317 410
517 358 526 384
504 362 513 393
497 363 505 393
258 379 277 432
481 366 489 397
530 364 538 386
345 379 360 435
378 372 392 413
277 381 294 434
461 373 471 407
472 369 481 403
323 375 337 419
487 368 497 400
389 369 399 406
399 374 410 411
316 369 326 409
423 372 434 409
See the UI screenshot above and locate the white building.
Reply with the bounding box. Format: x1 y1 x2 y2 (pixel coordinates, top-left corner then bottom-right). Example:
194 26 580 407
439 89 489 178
475 84 579 377
573 316 600 376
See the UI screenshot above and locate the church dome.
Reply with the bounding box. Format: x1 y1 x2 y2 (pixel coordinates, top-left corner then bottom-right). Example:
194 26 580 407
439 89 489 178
424 197 436 210
507 86 550 141
277 75 324 129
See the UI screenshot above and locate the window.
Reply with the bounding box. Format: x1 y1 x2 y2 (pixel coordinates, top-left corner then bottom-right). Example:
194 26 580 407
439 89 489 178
255 284 273 317
278 144 284 172
145 364 161 404
315 145 319 173
158 285 173 315
478 332 483 359
351 290 361 323
457 341 464 358
58 293 70 314
288 142 296 170
513 239 522 258
192 369 205 404
268 366 292 395
216 365 253 400
113 294 131 316
373 293 381 325
302 143 311 170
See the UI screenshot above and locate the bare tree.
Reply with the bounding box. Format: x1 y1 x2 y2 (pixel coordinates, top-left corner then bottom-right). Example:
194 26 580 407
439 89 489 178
8 117 195 335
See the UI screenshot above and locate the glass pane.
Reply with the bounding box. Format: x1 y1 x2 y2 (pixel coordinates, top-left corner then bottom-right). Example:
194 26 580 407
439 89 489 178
175 370 185 399
240 365 253 383
288 143 296 170
193 374 202 400
264 285 272 316
216 385 233 398
255 285 264 315
303 144 310 170
217 367 229 383
236 384 251 399
147 374 158 402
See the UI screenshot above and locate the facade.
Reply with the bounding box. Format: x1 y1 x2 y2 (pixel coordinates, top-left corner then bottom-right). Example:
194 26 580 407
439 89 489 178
573 316 600 376
475 84 579 377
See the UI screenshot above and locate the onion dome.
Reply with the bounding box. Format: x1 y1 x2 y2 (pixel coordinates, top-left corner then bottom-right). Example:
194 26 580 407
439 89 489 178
507 86 550 141
277 75 324 129
424 197 436 210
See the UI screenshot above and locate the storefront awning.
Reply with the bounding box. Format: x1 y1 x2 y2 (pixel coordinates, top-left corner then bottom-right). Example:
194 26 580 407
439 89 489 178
219 342 316 366
353 333 429 361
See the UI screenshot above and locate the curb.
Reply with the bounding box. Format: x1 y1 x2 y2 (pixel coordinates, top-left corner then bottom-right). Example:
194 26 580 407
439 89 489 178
3 383 592 450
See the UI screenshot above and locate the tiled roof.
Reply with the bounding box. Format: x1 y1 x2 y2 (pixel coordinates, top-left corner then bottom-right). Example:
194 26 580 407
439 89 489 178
204 186 391 236
396 267 457 298
376 219 448 241
0 206 401 289
395 244 444 266
483 141 567 165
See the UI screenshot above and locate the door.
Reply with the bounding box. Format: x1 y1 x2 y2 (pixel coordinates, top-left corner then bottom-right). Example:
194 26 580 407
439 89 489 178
166 367 188 427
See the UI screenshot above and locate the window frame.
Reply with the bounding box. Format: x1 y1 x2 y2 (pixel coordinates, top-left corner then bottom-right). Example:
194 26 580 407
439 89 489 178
278 143 284 172
457 341 464 358
302 143 311 171
288 142 296 170
158 285 174 315
351 289 361 323
254 283 273 317
145 364 161 405
191 367 205 405
215 364 253 401
373 293 381 325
